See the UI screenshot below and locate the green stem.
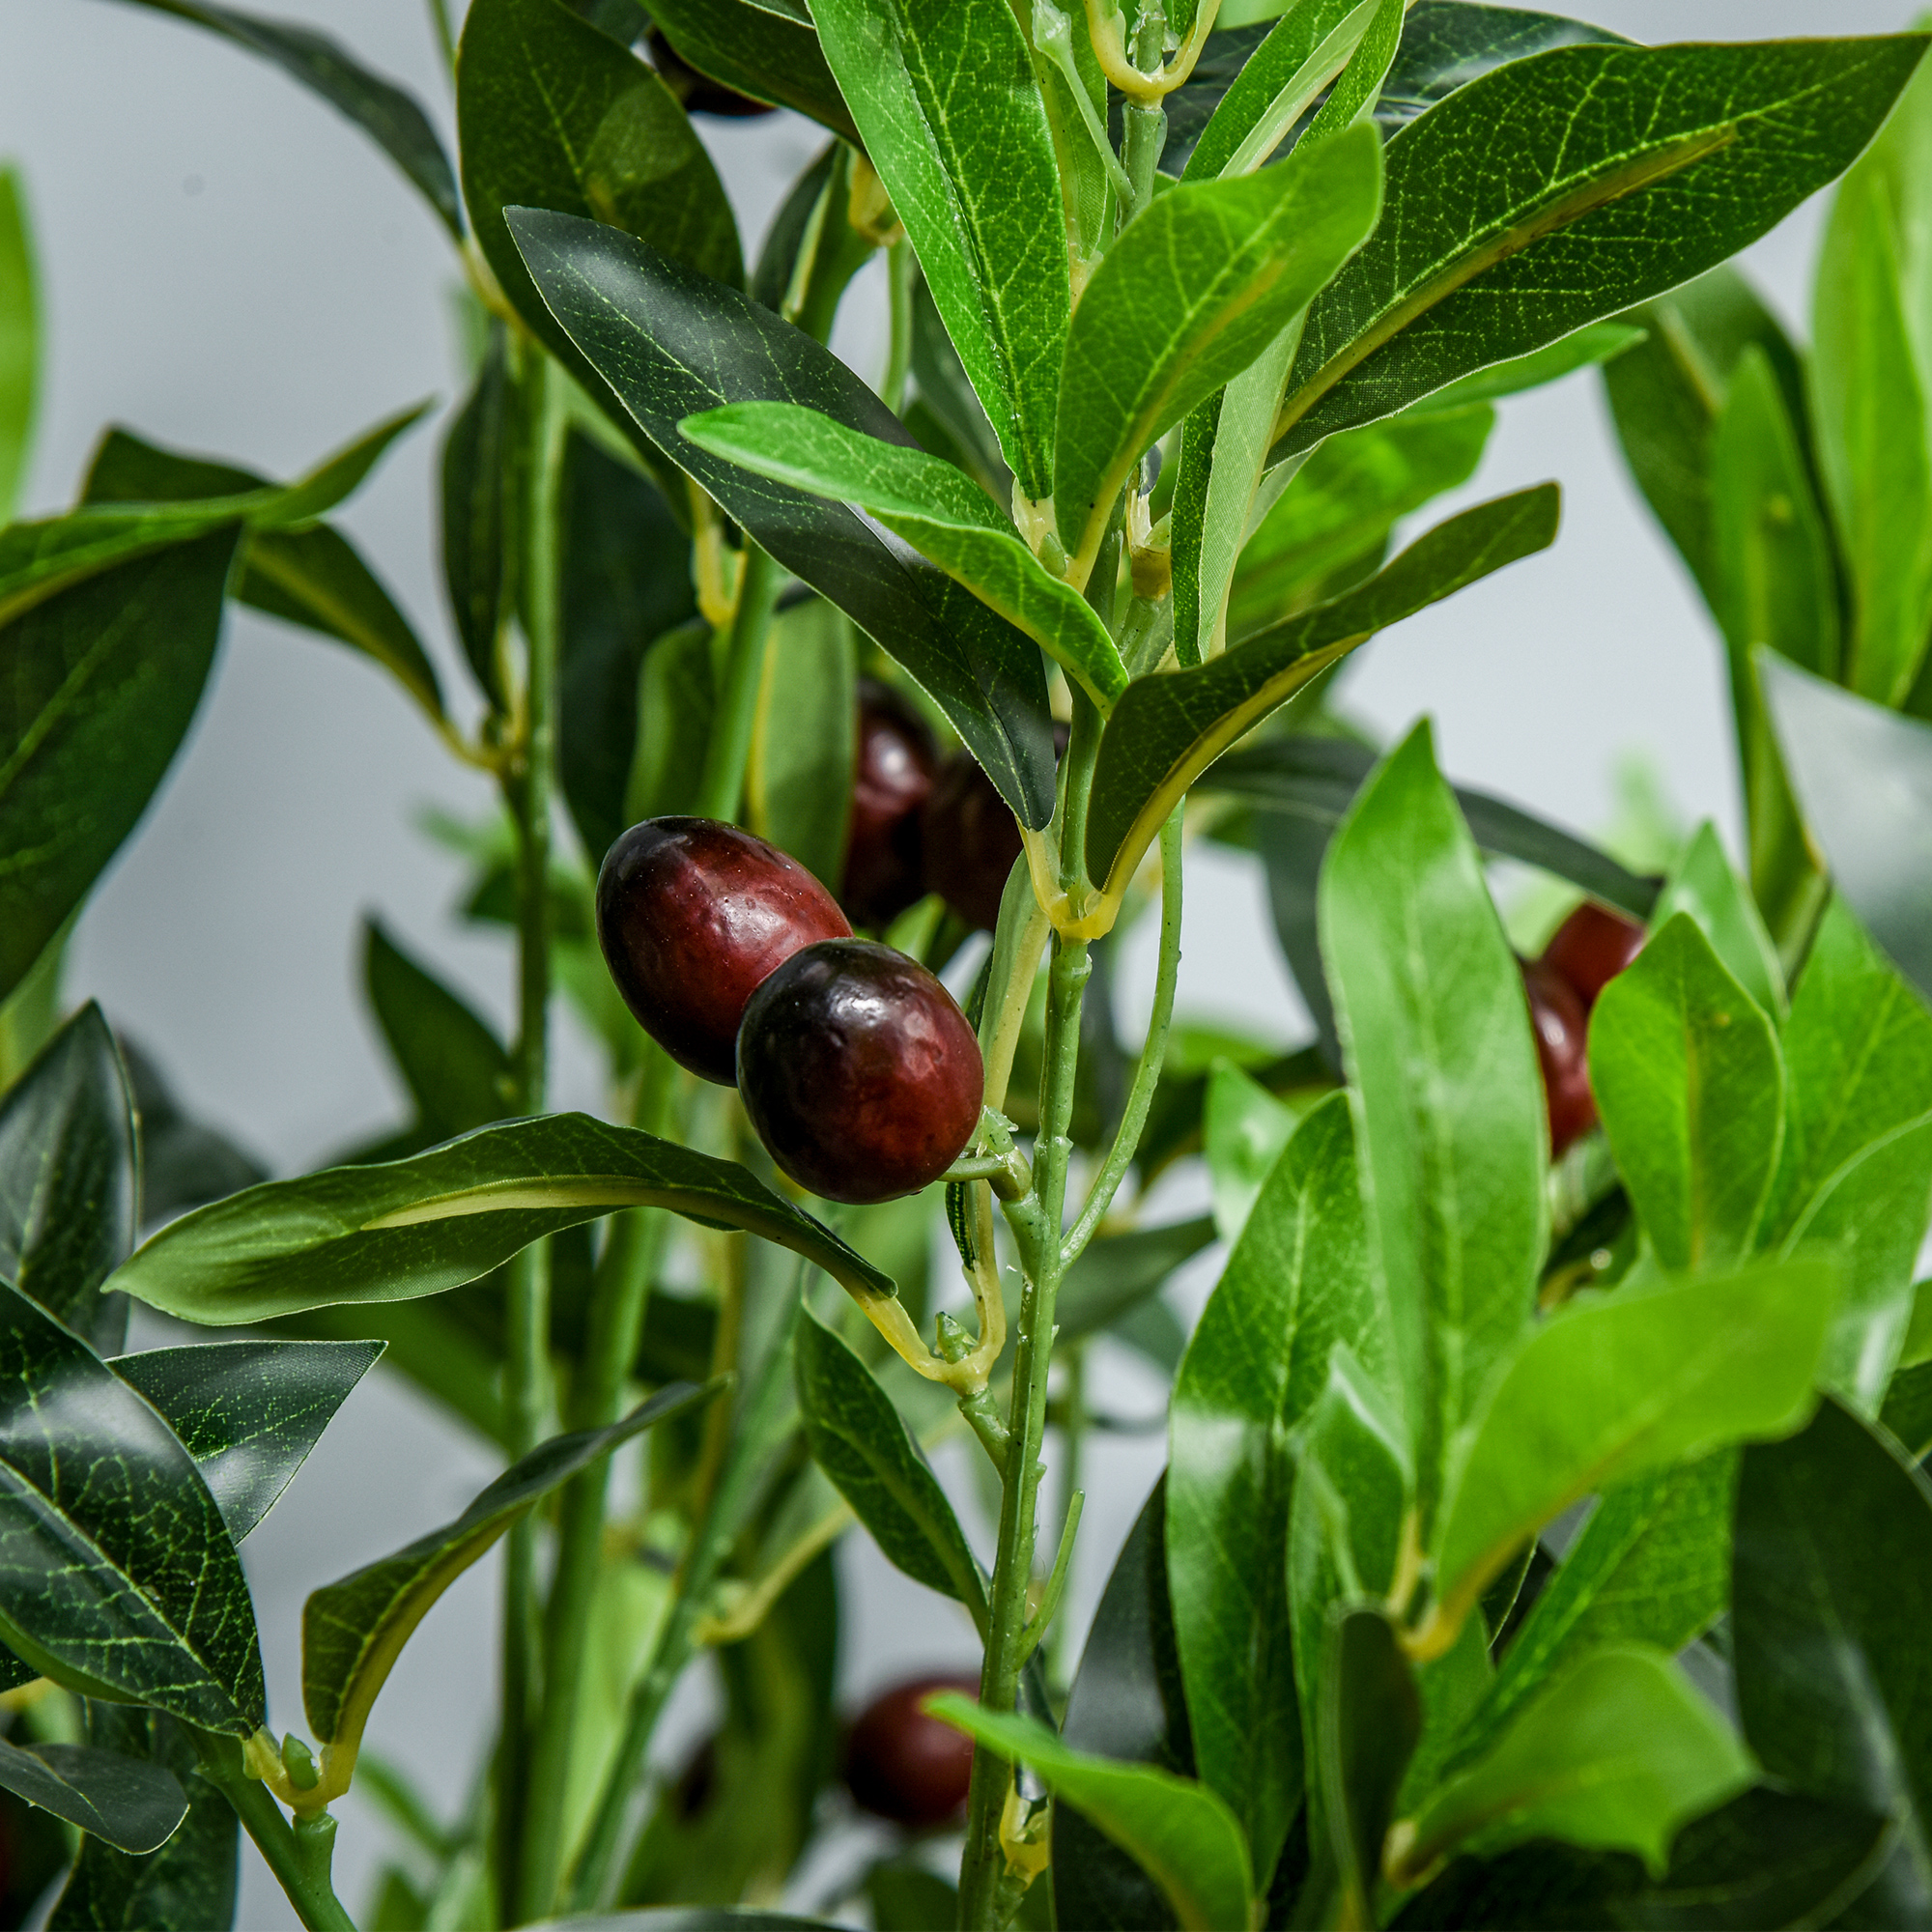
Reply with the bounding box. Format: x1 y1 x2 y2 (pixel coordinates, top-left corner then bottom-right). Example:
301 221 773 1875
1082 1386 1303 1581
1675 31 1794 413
207 1766 357 1932
1119 5 1170 222
1050 1350 1088 1686
694 541 783 824
883 239 916 412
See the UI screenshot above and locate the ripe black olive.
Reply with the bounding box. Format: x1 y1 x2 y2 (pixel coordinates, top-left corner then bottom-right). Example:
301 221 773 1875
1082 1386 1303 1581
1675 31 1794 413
736 940 983 1203
921 724 1067 932
596 816 850 1084
1521 956 1598 1157
844 1675 979 1830
1540 900 1648 1010
842 678 938 929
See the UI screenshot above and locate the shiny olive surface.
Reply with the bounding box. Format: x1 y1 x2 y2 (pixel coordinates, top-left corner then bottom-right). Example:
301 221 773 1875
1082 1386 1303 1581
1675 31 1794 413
1521 956 1598 1157
843 1675 979 1831
737 940 983 1204
1541 900 1648 1009
841 679 937 929
596 816 850 1084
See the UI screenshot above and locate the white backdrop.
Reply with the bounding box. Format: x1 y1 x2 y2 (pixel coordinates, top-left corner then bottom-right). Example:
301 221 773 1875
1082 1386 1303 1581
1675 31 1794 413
1 1 1918 1921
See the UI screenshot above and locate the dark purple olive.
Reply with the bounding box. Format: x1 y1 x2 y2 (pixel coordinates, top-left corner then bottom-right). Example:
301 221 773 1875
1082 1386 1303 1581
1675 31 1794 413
842 679 938 929
921 724 1067 932
844 1675 979 1830
596 817 851 1084
736 940 983 1203
1540 900 1648 1010
645 27 777 116
1521 956 1598 1157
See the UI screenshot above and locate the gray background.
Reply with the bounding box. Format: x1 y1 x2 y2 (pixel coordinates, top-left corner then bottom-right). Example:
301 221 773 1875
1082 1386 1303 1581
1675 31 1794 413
2 1 1919 1920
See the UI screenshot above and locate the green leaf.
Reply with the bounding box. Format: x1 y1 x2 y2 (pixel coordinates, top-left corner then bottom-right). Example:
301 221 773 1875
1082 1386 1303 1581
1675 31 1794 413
0 1738 185 1857
1649 822 1784 1020
1396 1646 1751 1882
362 920 512 1144
1428 1260 1836 1646
1055 121 1383 574
510 213 1058 827
0 528 239 1008
1275 35 1932 459
1201 1061 1297 1242
748 599 854 892
0 1003 136 1351
1733 1397 1932 1922
1413 320 1646 413
0 168 37 524
0 1280 265 1733
1321 1607 1422 1922
440 324 516 709
1762 655 1932 1010
303 1381 711 1777
626 619 716 826
810 0 1067 499
907 274 1010 500
1170 1093 1372 1876
109 1113 895 1327
793 1306 984 1621
929 1698 1253 1932
110 0 462 236
1088 486 1557 897
680 401 1127 707
1054 1215 1216 1350
1589 914 1784 1274
1318 718 1547 1529
646 0 859 143
122 1040 266 1229
113 1339 383 1544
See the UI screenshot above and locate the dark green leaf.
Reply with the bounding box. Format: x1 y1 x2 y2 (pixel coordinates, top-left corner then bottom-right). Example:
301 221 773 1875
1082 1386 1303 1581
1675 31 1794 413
1762 656 1932 1009
109 1112 895 1327
110 0 462 236
865 1859 957 1932
1321 1607 1421 1923
0 1738 184 1856
793 1306 984 1621
440 324 516 708
0 1280 265 1733
1087 486 1557 898
1734 1397 1932 1922
303 1381 712 1782
1055 1217 1215 1349
908 273 1010 499
362 920 513 1143
810 0 1066 499
1415 321 1646 412
120 1040 266 1228
1275 36 1931 458
750 143 838 315
0 528 239 1006
0 167 37 524
626 618 716 825
1588 915 1783 1274
113 1339 383 1544
748 598 854 891
645 0 858 142
1055 122 1382 576
508 211 1057 827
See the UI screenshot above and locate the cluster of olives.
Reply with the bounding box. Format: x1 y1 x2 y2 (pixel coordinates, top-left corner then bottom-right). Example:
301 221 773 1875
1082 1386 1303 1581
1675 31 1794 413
597 817 984 1204
1518 900 1647 1155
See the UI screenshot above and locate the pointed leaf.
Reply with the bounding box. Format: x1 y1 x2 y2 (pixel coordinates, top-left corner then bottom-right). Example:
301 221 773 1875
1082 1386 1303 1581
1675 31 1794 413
1275 36 1931 458
1650 823 1784 1019
440 325 517 709
122 1040 266 1229
114 1339 384 1544
1202 1061 1297 1243
1053 1216 1216 1350
0 168 37 524
647 0 858 143
508 210 1057 827
108 1113 895 1327
362 920 512 1143
0 1739 185 1857
1322 1607 1422 1922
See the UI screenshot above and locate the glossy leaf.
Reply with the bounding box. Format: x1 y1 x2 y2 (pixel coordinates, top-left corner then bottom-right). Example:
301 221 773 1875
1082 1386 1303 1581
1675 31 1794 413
1201 1061 1297 1243
1054 1216 1216 1350
930 1698 1252 1932
1275 36 1931 458
1321 1607 1422 1923
440 324 516 708
1398 1646 1751 1881
0 1280 265 1732
647 0 858 143
793 1306 984 1621
811 0 1066 498
1428 1260 1835 1645
680 402 1128 706
509 211 1058 828
1170 1094 1372 1877
112 0 462 235
0 168 36 523
362 920 512 1144
748 599 855 892
110 1112 895 1327
1762 656 1932 1009
304 1380 711 1770
114 1339 383 1544
1055 121 1383 572
0 1738 185 1857
1318 718 1548 1529
0 528 238 1007
0 1004 136 1351
1589 915 1783 1274
1733 1397 1932 1922
1088 485 1557 897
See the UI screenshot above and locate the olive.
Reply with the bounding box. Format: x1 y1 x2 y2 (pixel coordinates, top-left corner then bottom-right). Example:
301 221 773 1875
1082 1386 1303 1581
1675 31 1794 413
1540 900 1647 1010
596 816 850 1084
922 724 1067 932
842 678 938 929
645 27 777 117
844 1674 980 1830
1521 956 1598 1157
736 940 983 1203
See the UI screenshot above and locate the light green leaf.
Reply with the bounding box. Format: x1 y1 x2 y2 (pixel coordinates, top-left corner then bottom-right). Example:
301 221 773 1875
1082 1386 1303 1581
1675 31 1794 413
810 0 1067 498
1650 822 1784 1020
1396 1646 1752 1881
0 168 37 523
1086 485 1557 899
680 401 1126 706
926 1698 1254 1932
1589 914 1784 1275
1202 1060 1299 1243
749 598 856 892
1427 1259 1835 1646
109 1113 895 1326
1055 120 1383 576
1318 718 1548 1531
